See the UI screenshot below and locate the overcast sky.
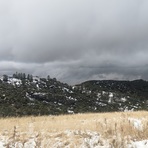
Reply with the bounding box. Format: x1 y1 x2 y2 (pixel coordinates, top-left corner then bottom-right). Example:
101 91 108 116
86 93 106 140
0 0 148 84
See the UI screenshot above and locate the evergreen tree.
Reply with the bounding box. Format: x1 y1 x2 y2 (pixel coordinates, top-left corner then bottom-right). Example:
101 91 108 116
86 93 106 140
27 74 33 82
13 72 18 78
13 73 16 78
47 75 50 80
22 73 26 80
3 75 8 82
18 73 21 79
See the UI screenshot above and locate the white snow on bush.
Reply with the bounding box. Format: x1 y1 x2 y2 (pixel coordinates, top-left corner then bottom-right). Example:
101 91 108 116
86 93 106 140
128 140 148 148
128 118 143 131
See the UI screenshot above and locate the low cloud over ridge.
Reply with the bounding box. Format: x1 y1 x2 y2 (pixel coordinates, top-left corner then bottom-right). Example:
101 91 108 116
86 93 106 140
0 0 148 84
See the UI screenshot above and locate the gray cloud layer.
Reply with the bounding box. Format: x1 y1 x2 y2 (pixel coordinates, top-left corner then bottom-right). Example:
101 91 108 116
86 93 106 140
0 0 148 84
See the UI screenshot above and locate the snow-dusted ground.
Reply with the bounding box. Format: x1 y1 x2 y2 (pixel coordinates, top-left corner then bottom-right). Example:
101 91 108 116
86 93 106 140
0 112 147 148
127 140 148 148
0 120 147 148
0 130 147 148
128 118 143 131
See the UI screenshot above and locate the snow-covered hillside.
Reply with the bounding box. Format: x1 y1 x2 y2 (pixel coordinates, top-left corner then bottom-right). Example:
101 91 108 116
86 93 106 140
0 74 147 116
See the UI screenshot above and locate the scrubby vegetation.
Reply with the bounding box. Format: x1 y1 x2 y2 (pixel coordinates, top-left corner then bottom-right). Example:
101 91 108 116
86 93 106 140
0 73 147 117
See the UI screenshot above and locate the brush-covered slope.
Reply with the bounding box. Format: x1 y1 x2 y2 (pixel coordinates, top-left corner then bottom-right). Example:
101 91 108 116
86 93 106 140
0 73 147 116
78 79 148 111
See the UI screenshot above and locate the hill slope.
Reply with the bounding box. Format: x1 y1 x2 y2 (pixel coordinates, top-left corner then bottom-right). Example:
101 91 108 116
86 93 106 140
0 74 147 116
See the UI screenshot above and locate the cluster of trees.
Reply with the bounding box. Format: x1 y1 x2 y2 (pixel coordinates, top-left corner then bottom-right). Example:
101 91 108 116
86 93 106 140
3 72 33 82
2 72 52 83
13 72 26 80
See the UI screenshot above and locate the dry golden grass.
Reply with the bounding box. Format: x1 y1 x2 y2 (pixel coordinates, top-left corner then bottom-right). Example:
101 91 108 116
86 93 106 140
0 111 148 147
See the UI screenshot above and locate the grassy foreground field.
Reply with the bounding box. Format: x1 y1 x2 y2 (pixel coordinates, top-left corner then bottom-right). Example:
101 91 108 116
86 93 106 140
0 111 148 147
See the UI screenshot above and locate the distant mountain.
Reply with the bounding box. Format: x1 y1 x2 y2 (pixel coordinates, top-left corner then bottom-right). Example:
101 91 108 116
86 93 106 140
0 73 147 117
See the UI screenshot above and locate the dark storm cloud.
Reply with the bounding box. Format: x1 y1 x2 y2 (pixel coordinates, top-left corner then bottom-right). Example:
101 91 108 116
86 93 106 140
0 0 148 84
